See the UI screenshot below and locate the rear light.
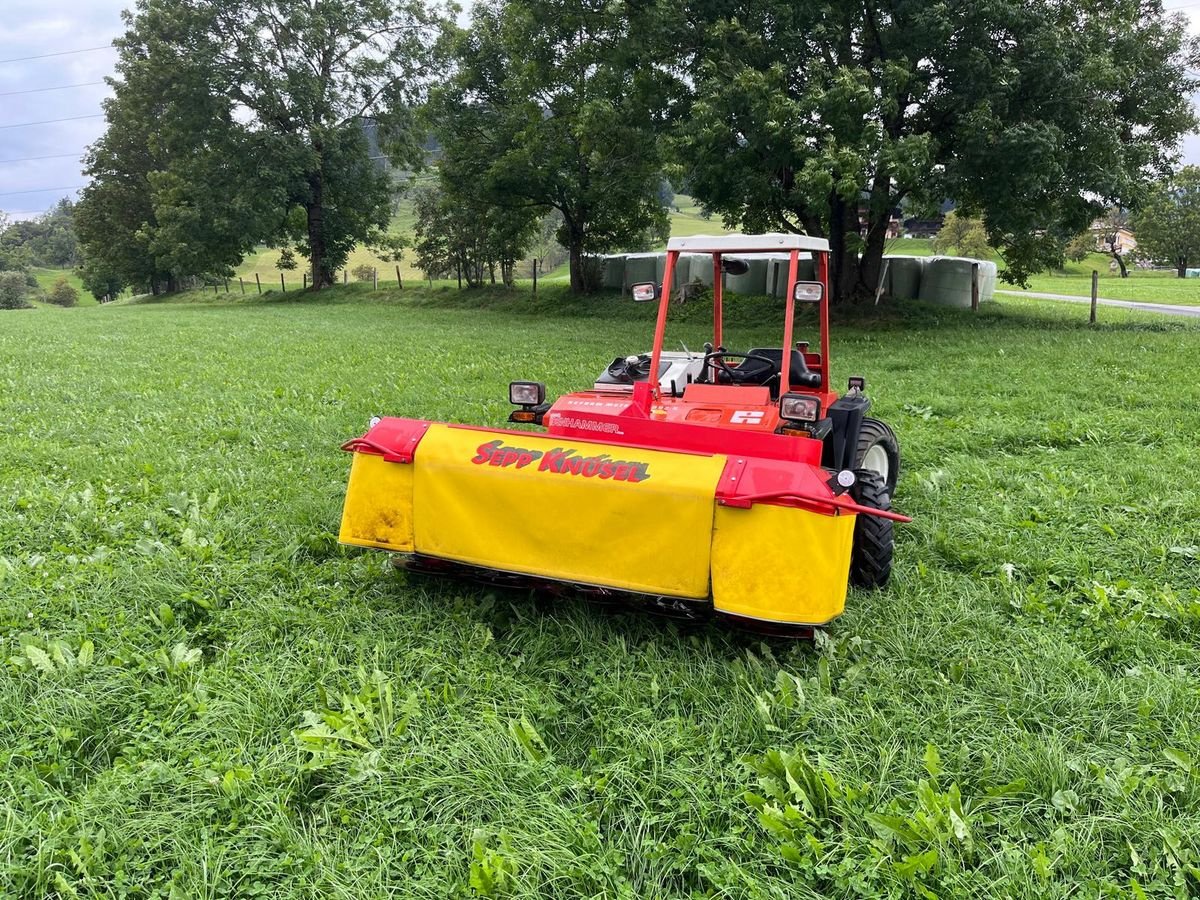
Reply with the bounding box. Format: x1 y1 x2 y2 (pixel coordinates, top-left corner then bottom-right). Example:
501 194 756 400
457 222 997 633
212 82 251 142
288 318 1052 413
509 410 539 424
780 393 820 422
509 381 546 406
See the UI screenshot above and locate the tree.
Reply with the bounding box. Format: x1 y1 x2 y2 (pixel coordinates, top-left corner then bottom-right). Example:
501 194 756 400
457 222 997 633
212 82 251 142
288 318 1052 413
47 277 79 308
429 0 670 293
1132 166 1200 278
1064 231 1094 263
412 181 537 287
1094 207 1132 277
0 200 79 270
78 0 445 293
200 0 444 287
930 212 991 260
0 271 32 310
76 0 283 295
669 0 1199 303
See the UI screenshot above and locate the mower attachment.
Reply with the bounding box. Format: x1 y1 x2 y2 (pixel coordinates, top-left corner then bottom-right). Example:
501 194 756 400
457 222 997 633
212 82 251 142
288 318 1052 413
340 418 861 625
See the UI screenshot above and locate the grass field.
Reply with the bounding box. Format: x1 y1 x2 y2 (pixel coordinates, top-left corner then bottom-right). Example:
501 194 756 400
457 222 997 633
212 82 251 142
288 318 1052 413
2 288 1199 898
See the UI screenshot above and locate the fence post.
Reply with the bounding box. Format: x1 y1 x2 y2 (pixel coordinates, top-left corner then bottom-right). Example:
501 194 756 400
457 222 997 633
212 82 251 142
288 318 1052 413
1090 270 1098 324
372 268 378 291
532 258 538 295
255 273 261 294
239 277 245 294
970 262 980 312
281 272 285 292
303 272 308 289
343 270 348 285
396 265 402 289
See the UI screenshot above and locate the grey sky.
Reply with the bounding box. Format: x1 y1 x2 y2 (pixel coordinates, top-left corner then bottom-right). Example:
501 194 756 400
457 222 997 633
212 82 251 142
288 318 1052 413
2 0 1199 221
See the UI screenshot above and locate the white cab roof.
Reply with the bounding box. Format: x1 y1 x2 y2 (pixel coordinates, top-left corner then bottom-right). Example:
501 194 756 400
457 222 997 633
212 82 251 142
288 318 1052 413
666 233 830 253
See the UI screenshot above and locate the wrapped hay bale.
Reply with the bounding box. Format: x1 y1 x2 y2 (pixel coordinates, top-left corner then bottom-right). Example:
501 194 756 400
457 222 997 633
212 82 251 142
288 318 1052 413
724 255 769 295
919 256 997 307
602 254 625 290
766 254 815 297
687 253 715 287
623 253 658 292
881 256 925 300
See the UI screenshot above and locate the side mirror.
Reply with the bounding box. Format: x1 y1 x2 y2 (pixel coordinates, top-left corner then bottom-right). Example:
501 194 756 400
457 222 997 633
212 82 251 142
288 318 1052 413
721 258 750 276
793 281 824 303
631 282 660 302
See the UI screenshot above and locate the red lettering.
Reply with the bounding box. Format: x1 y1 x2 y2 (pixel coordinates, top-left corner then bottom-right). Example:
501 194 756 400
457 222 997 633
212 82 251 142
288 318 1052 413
472 440 503 465
627 463 651 482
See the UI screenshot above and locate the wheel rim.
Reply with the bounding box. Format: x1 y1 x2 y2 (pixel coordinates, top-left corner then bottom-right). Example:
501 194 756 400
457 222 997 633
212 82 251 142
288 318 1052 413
863 444 890 483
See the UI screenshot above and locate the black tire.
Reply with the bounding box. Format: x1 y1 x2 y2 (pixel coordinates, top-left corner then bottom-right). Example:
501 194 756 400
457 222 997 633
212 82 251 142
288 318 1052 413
854 417 900 497
849 470 894 589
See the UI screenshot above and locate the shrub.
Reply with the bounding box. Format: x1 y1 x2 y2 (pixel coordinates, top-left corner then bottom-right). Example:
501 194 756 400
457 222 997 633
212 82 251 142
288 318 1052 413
0 270 32 309
352 264 375 282
46 276 78 308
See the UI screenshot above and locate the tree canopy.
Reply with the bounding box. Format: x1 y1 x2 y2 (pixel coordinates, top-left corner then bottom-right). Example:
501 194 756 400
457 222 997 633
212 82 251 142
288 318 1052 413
1132 166 1200 277
76 0 445 293
668 0 1199 302
427 0 670 293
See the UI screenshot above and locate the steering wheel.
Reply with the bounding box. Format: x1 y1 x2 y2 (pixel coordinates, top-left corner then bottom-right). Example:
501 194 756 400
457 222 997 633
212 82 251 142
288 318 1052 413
701 351 778 385
607 353 654 383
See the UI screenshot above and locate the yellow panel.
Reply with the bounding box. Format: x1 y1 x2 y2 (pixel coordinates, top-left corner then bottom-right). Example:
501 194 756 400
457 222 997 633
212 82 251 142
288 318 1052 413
711 504 855 624
413 425 727 598
338 452 416 552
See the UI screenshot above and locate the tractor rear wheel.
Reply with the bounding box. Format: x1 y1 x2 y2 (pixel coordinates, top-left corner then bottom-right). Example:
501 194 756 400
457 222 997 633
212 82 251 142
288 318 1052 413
854 417 900 496
849 470 893 589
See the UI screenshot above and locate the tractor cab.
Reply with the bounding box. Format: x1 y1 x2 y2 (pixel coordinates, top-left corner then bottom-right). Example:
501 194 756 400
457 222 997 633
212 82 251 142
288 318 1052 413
537 235 853 465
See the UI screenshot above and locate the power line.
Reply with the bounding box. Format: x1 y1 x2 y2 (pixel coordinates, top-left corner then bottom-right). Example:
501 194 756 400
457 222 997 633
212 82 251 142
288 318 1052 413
0 114 104 130
0 81 106 97
0 46 113 65
0 152 85 165
0 185 87 198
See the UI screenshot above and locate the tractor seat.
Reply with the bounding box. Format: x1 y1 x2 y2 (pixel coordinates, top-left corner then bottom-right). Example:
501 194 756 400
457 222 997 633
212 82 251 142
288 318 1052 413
743 348 823 392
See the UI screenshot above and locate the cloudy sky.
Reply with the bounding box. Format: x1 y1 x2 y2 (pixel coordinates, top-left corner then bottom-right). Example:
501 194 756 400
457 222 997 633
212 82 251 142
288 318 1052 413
2 0 1200 221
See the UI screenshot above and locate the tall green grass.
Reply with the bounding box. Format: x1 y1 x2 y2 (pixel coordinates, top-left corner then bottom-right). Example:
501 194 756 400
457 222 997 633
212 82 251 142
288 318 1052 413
1 288 1198 898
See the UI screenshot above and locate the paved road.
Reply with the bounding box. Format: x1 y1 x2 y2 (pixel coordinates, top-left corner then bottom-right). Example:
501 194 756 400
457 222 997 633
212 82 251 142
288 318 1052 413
996 289 1200 319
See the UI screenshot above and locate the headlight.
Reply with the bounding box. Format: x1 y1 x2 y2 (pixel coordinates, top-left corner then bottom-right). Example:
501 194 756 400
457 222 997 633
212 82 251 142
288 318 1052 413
792 282 824 303
631 282 659 302
509 381 546 406
780 393 820 422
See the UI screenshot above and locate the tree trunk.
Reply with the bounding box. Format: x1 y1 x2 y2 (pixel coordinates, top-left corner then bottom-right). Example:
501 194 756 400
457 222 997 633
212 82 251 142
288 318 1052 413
568 238 586 293
306 183 327 290
1178 256 1187 278
1106 240 1128 278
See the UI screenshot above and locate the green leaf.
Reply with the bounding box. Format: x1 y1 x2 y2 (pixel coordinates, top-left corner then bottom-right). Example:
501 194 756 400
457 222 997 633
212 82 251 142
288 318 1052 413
923 743 942 777
508 716 548 764
1051 788 1079 815
866 812 922 848
1163 748 1193 773
24 645 55 674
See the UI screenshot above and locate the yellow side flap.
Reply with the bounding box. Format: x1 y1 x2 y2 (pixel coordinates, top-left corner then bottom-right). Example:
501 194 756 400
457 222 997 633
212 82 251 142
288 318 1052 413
711 504 854 625
339 453 416 552
412 425 727 598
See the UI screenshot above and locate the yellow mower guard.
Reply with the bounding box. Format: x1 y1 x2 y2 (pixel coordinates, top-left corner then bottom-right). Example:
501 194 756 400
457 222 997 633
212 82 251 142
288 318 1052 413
340 422 856 625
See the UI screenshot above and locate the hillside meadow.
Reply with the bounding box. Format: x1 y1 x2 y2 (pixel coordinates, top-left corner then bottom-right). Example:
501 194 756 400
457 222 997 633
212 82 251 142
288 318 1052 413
1 287 1198 898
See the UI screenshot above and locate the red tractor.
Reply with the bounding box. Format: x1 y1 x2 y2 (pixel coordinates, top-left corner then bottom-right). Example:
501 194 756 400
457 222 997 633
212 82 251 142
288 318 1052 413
339 234 906 634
